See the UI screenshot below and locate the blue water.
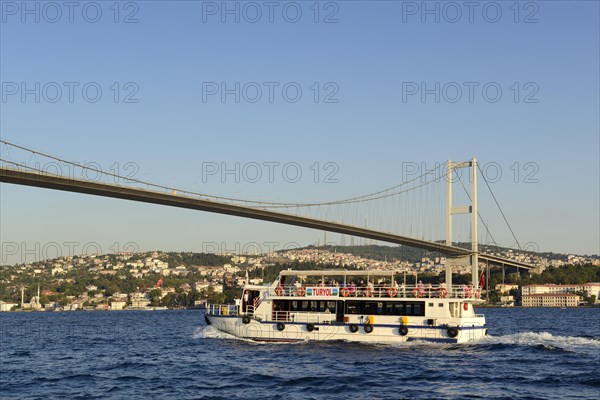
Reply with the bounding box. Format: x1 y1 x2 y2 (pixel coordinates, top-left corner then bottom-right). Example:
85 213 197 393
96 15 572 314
1 308 599 399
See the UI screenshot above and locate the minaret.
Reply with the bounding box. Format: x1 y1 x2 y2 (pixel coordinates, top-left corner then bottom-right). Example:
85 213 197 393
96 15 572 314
21 286 25 308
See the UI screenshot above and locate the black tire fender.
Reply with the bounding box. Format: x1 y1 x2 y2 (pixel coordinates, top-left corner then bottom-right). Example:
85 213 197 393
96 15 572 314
447 327 459 338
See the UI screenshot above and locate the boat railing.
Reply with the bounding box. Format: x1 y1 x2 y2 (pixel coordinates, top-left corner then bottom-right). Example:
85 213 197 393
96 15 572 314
207 303 238 316
266 284 484 300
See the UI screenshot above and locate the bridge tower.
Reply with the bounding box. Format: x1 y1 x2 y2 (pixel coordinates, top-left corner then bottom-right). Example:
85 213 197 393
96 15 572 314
445 158 478 294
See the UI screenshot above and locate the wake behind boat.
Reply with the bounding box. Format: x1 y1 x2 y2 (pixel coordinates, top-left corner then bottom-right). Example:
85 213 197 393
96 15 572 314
205 269 487 343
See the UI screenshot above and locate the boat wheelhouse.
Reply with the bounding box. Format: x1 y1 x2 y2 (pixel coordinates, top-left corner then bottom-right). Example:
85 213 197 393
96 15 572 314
205 270 487 343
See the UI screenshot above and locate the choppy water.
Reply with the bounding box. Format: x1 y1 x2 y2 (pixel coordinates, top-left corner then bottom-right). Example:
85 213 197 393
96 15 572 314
1 308 598 399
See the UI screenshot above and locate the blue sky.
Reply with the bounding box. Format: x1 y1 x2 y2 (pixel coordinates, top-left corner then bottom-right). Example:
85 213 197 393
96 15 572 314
1 0 599 264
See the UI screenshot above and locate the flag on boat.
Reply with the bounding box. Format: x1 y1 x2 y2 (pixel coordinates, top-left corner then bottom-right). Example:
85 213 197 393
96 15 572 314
479 271 485 288
253 294 262 309
155 276 163 288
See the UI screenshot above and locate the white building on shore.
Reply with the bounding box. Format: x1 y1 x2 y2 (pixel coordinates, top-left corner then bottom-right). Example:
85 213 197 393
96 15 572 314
522 283 600 301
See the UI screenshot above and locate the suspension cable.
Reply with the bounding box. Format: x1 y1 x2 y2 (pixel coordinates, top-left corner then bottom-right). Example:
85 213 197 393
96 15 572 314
454 167 499 247
476 163 522 250
0 139 443 208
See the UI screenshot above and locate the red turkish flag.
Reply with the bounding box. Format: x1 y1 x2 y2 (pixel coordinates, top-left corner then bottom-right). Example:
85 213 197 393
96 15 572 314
155 277 163 288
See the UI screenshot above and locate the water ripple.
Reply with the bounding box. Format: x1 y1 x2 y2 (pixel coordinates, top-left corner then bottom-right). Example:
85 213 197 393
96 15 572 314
1 308 599 399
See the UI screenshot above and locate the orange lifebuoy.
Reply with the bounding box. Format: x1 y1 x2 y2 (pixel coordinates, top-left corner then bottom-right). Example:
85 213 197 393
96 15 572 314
364 288 373 297
341 288 350 297
297 287 306 297
275 286 284 296
463 303 469 311
412 289 422 298
387 287 397 297
438 288 448 298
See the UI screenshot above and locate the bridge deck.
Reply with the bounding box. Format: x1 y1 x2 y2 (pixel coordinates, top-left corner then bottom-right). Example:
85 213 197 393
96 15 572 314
0 167 534 269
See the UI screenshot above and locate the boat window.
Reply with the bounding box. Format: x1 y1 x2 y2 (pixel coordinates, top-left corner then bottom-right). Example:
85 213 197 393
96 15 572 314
273 300 287 311
385 302 405 315
325 301 336 313
364 302 381 314
438 303 444 307
405 302 425 316
346 301 427 316
429 303 434 307
345 301 362 314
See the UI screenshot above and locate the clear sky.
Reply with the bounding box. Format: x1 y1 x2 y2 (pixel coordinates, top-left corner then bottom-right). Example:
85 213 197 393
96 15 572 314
1 0 598 264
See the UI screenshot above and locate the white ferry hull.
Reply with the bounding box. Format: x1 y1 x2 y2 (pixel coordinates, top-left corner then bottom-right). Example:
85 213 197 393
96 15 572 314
205 314 486 344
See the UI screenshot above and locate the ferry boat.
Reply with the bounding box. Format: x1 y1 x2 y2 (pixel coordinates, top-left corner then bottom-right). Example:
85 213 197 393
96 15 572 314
205 270 487 343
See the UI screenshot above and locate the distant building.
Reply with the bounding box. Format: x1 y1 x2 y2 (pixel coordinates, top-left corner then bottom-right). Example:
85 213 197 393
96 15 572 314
0 301 18 312
522 294 580 307
495 284 519 294
110 301 127 310
500 295 515 306
522 283 600 300
130 292 150 309
211 283 224 293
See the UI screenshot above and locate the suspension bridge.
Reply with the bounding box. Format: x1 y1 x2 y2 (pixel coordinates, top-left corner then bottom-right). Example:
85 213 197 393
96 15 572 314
0 139 535 289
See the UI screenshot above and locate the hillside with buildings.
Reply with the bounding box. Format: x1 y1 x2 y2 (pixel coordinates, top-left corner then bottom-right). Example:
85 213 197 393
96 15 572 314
0 245 598 311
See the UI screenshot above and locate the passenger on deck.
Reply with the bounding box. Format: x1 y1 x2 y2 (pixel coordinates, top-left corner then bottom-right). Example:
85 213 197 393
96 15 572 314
366 280 374 296
242 291 249 312
349 281 356 296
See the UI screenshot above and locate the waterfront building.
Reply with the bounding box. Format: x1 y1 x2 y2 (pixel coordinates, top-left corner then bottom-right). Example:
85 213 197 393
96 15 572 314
522 294 580 307
495 284 519 294
130 292 150 309
0 301 19 312
110 301 127 310
522 283 600 300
